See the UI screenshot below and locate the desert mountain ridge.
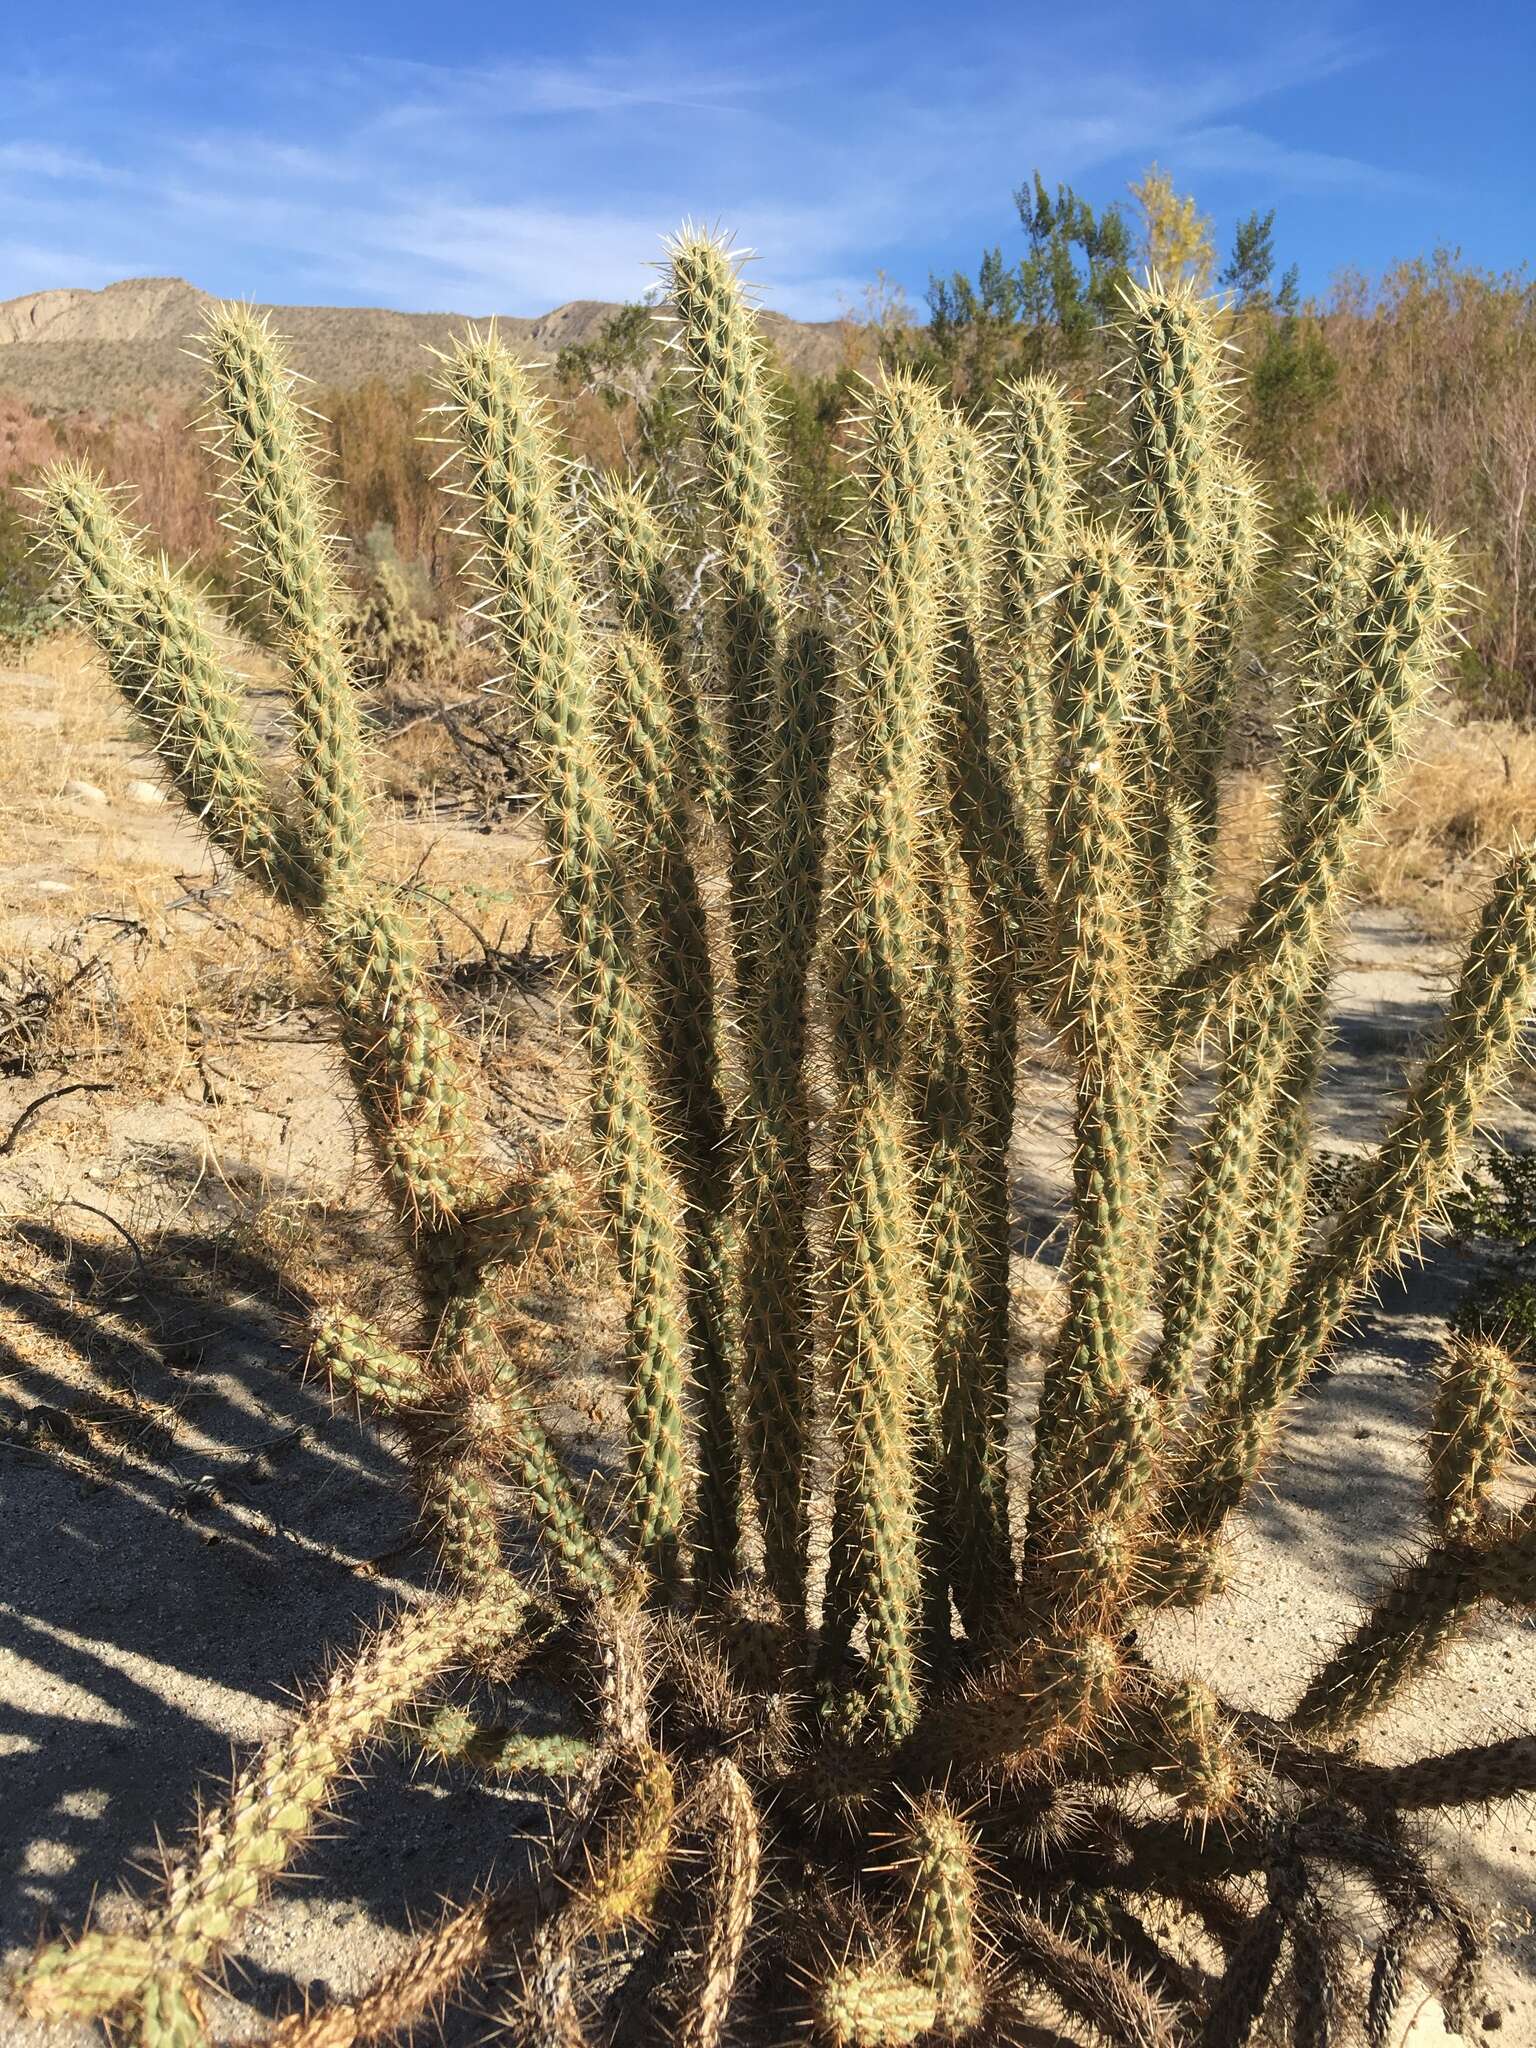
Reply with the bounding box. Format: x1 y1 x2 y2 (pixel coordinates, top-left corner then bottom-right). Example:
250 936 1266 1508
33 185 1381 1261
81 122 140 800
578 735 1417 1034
0 274 849 414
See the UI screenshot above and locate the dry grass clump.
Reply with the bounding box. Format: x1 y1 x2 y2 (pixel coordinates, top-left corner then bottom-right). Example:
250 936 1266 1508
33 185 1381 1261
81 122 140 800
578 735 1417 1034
0 642 572 1242
1216 709 1536 936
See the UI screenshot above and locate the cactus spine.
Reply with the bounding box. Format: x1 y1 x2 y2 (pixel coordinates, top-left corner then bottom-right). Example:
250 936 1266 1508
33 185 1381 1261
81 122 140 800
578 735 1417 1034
23 232 1536 2048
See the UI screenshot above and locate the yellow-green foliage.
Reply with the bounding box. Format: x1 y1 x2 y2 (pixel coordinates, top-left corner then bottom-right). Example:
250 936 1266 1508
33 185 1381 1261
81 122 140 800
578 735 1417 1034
17 232 1536 2048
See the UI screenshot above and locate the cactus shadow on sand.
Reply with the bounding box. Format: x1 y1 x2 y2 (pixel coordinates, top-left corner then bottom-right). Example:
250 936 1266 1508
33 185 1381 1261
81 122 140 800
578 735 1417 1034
0 1202 575 2033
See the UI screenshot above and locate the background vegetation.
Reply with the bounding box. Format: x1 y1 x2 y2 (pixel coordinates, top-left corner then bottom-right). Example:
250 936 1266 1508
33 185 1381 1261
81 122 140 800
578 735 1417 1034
2 164 1532 715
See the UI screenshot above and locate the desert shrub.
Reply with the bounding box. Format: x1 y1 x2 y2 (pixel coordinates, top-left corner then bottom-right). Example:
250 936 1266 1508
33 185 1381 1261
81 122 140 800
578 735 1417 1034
12 232 1536 2048
0 488 52 650
1447 1147 1536 1359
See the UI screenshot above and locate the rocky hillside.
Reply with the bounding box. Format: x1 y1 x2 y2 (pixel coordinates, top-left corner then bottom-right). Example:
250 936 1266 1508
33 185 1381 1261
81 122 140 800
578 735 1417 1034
0 275 848 414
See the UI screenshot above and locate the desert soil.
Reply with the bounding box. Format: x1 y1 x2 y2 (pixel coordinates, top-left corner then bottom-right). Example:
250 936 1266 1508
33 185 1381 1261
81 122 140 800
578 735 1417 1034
1 650 1533 2045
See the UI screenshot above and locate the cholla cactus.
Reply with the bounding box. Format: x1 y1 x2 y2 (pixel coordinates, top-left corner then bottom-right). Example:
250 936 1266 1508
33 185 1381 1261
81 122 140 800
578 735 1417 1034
15 242 1536 2048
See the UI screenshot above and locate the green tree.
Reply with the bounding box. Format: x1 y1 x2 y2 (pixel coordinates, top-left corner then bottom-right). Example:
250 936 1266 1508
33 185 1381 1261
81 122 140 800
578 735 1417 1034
918 172 1130 399
1221 208 1299 313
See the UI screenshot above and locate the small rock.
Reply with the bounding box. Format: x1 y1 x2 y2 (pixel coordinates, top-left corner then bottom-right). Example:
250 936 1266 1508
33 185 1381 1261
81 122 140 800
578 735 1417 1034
33 878 74 895
125 778 167 807
61 778 108 805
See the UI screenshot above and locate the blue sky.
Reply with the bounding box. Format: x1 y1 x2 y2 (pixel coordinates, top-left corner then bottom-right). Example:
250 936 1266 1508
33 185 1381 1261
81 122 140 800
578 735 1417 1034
6 2 1533 319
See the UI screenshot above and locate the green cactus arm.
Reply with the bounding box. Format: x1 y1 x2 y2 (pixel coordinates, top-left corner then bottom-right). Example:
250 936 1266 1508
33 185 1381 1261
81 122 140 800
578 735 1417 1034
30 463 315 907
459 1158 584 1275
588 476 691 684
1114 1675 1244 1825
322 892 483 1242
1117 279 1224 965
814 1961 940 2047
309 1309 430 1412
588 474 726 818
1426 1334 1522 1540
898 1793 982 2029
912 838 1010 1636
311 1303 608 1601
666 230 786 955
16 1581 526 2026
1191 951 1331 1434
926 637 1029 1622
1181 450 1265 928
432 1304 616 1600
1161 515 1408 1047
938 414 1042 923
566 1744 679 1934
1026 526 1152 1559
199 305 368 890
439 332 691 1576
412 1703 593 1778
1278 510 1377 819
674 1758 761 2048
929 417 1037 1620
1178 845 1536 1540
738 621 835 1617
1147 529 1455 1402
603 628 740 1581
991 374 1079 831
820 371 947 1743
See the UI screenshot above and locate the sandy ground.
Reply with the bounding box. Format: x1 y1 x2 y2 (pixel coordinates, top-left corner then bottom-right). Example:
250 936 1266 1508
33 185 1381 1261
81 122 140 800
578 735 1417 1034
2 651 1534 2044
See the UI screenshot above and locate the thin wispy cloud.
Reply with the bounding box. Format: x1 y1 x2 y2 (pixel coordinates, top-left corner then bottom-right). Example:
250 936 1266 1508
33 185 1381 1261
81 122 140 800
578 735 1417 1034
1 6 1524 314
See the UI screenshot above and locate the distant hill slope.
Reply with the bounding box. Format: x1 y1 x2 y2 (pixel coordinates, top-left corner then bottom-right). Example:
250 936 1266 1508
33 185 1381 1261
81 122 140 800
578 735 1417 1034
0 276 848 414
